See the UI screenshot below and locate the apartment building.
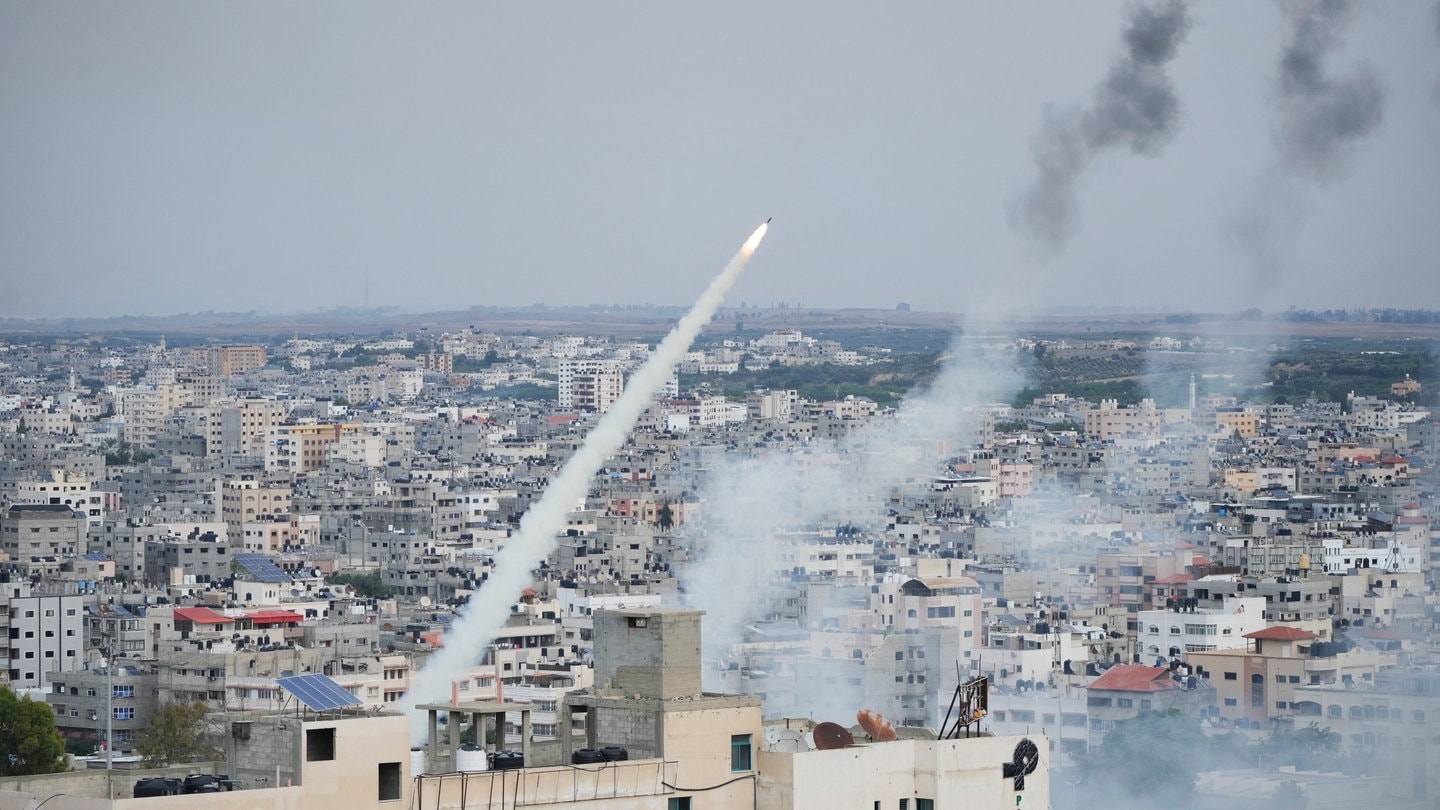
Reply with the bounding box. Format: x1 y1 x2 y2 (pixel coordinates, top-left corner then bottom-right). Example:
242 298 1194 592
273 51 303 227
265 422 366 474
2 503 87 562
1134 596 1266 661
207 345 267 376
208 398 287 457
557 359 624 412
1 583 87 688
1187 626 1397 728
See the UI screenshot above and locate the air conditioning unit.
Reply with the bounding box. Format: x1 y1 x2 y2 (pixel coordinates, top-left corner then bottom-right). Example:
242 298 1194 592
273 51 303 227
232 721 252 741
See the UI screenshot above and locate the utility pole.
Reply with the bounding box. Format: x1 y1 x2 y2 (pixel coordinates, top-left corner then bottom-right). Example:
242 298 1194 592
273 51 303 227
102 634 114 801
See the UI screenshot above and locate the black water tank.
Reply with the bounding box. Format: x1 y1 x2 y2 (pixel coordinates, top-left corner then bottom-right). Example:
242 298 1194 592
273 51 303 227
182 774 222 794
600 745 629 762
571 748 606 765
491 750 525 771
133 777 181 797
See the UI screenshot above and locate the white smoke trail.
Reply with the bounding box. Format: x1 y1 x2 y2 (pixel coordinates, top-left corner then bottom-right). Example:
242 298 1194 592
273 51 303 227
403 221 769 743
681 322 1024 671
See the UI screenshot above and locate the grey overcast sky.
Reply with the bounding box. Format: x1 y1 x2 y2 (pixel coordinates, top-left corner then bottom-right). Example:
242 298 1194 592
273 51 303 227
1 1 1438 320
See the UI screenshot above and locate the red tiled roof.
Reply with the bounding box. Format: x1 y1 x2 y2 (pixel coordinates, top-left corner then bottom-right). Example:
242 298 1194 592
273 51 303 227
1243 626 1318 641
173 607 229 625
1152 574 1195 585
1089 665 1181 693
246 610 304 625
1395 516 1429 525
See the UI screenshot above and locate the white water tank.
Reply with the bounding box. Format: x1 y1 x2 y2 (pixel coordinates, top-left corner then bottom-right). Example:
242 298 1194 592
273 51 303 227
410 747 427 777
455 744 488 772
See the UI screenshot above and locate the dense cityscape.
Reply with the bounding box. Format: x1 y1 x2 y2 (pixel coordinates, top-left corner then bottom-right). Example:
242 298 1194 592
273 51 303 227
4 0 1439 807
0 306 1435 809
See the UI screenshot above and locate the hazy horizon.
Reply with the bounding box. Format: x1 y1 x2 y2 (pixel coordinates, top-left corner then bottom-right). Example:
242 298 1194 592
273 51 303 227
3 2 1439 320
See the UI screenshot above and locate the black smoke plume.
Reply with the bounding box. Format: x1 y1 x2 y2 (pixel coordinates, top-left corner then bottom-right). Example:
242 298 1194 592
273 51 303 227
1272 0 1386 181
1231 0 1387 285
1012 0 1193 250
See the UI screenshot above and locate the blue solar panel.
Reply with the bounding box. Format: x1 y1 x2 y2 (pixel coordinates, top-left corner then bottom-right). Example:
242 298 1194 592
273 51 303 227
277 673 362 712
233 553 292 583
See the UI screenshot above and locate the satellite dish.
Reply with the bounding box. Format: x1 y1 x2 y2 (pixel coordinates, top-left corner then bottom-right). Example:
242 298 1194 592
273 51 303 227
419 596 432 608
812 722 854 751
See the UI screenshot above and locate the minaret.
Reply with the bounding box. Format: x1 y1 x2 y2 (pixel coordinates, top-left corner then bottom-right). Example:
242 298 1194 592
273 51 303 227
1189 373 1197 411
69 366 76 392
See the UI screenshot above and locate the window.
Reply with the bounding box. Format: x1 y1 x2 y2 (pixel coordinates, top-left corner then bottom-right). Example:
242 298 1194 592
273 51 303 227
114 707 134 720
1116 698 1133 709
113 685 134 698
731 734 752 771
306 728 336 761
1224 698 1237 707
1250 674 1265 708
668 799 692 810
1224 672 1237 681
378 762 401 801
916 800 934 810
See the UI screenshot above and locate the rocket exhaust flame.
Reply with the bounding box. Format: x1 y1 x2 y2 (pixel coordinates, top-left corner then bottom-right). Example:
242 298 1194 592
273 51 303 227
743 221 768 254
403 221 769 744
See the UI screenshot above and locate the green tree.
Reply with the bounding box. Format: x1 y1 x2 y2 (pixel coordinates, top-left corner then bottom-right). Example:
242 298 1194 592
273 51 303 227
99 438 154 467
1258 723 1342 771
136 701 220 767
0 686 68 776
328 572 387 598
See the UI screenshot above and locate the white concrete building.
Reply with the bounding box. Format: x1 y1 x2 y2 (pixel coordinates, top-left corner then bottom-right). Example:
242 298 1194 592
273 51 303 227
1135 596 1267 661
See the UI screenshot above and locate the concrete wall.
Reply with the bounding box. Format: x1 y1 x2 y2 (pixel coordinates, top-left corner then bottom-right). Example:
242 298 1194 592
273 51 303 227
757 735 1050 810
0 761 224 801
223 714 300 790
296 715 410 807
414 759 680 810
588 701 663 760
662 704 763 810
592 609 701 699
